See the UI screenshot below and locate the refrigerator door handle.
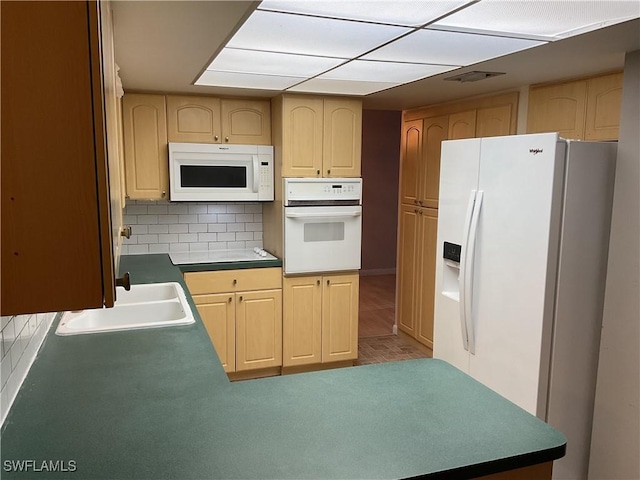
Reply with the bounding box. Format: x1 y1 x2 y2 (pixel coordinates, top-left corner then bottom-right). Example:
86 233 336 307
465 190 484 355
459 190 477 351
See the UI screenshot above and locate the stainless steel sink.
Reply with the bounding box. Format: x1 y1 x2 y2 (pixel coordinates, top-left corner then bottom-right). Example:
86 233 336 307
56 282 195 336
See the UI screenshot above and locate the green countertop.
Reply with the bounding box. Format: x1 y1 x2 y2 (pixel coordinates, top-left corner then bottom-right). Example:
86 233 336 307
0 254 565 479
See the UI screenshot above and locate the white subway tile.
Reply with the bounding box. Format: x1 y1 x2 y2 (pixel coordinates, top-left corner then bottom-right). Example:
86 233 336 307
178 233 198 243
218 214 236 223
246 240 263 249
0 355 11 388
236 232 254 241
137 215 159 225
149 244 170 254
227 241 246 249
208 224 226 233
188 205 208 214
246 223 262 232
158 234 179 244
227 223 245 232
198 233 217 242
131 225 148 235
198 214 217 223
253 214 263 223
125 205 148 215
14 316 28 337
28 318 37 337
10 340 24 370
188 224 207 233
189 243 208 251
218 232 236 242
147 205 168 215
169 224 189 234
236 213 253 223
158 214 179 225
178 214 198 224
208 242 228 250
168 204 189 215
1 316 11 330
121 245 129 254
207 204 227 214
148 225 169 234
244 204 262 214
253 232 263 241
128 245 149 255
123 235 139 245
226 204 245 213
123 215 137 224
2 322 15 354
138 234 159 244
170 243 189 253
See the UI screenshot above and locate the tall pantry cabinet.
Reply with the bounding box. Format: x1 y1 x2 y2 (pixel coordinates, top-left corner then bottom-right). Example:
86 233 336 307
397 93 518 349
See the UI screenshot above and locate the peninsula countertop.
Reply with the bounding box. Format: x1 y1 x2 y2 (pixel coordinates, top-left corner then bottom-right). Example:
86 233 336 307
0 254 565 479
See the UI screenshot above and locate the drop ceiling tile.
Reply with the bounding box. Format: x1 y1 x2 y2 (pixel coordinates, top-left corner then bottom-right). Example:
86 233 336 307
208 48 346 77
362 29 544 66
258 0 476 27
227 10 410 58
320 60 458 83
432 0 640 38
196 71 304 90
287 78 398 95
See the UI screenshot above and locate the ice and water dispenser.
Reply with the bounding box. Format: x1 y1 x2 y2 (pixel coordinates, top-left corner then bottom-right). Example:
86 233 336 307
442 242 462 301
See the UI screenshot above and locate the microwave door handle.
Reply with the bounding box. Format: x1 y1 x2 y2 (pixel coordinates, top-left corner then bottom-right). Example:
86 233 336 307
285 211 362 218
252 155 259 193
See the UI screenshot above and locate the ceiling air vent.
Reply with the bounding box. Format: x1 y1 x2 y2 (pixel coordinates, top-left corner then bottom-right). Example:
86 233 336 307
444 71 505 83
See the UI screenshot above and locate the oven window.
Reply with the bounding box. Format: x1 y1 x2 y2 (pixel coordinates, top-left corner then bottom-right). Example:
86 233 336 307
180 165 247 188
303 222 345 242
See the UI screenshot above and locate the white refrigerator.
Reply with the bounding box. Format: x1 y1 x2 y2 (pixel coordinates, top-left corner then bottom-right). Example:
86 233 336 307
433 133 616 480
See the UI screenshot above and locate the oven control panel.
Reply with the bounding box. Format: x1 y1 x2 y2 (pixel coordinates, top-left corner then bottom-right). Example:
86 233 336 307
284 177 362 204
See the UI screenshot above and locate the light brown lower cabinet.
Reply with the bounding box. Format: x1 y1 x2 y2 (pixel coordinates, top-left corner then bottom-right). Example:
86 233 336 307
283 273 359 367
185 268 282 373
397 205 438 349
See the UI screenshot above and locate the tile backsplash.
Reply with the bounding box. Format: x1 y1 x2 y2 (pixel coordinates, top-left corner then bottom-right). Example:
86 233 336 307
121 201 263 254
1 312 56 425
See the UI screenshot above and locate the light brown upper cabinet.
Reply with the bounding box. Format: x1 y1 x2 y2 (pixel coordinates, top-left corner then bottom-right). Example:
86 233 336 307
527 72 622 141
476 105 513 138
2 1 118 315
122 93 169 200
422 116 449 209
273 94 362 178
400 120 422 205
448 110 477 140
167 96 271 145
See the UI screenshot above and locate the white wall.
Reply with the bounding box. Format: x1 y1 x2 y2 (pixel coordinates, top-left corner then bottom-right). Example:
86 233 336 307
588 50 640 479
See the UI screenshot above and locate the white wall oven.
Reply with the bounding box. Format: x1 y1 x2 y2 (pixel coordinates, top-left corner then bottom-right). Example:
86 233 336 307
283 178 362 275
169 143 274 201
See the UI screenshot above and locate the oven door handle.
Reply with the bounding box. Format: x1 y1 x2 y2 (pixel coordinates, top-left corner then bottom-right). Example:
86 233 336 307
285 211 362 219
252 155 259 193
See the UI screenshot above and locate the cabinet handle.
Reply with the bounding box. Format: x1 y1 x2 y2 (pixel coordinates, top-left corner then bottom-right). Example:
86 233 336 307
233 279 237 285
239 295 243 302
316 169 320 175
419 210 423 215
414 209 419 214
161 191 166 198
225 136 229 142
214 135 219 141
228 297 232 303
327 169 331 175
414 199 418 205
115 272 131 291
327 279 330 285
317 280 320 286
120 225 132 239
418 200 423 205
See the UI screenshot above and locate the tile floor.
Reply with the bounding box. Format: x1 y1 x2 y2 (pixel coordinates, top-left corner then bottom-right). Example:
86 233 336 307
356 274 432 366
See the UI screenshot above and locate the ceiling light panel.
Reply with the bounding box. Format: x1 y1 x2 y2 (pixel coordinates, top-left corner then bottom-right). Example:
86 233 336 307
288 78 399 96
320 60 459 83
432 0 640 38
362 29 544 66
196 71 305 90
258 0 476 27
227 10 410 58
207 48 346 77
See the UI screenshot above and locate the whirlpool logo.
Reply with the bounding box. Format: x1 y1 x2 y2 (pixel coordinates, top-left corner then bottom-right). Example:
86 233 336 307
529 148 544 155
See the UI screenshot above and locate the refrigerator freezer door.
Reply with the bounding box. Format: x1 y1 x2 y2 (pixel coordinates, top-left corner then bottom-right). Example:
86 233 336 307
468 133 565 416
433 138 481 372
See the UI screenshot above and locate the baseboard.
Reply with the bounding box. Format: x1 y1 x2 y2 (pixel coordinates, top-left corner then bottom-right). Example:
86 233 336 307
359 268 396 276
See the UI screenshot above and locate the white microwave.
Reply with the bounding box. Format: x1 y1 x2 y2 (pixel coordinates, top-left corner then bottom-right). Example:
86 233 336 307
168 143 274 202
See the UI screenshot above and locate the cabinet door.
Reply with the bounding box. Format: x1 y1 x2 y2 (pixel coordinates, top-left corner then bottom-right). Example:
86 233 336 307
283 276 322 366
221 99 271 145
193 293 236 373
448 110 476 140
236 289 283 371
527 81 587 139
122 93 169 200
322 273 359 362
422 116 448 209
282 96 324 177
476 105 512 138
323 98 362 177
166 95 221 143
400 120 423 206
585 72 623 141
396 205 420 336
417 208 438 349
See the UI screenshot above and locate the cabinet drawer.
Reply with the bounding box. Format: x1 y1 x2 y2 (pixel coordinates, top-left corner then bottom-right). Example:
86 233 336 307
184 268 282 295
